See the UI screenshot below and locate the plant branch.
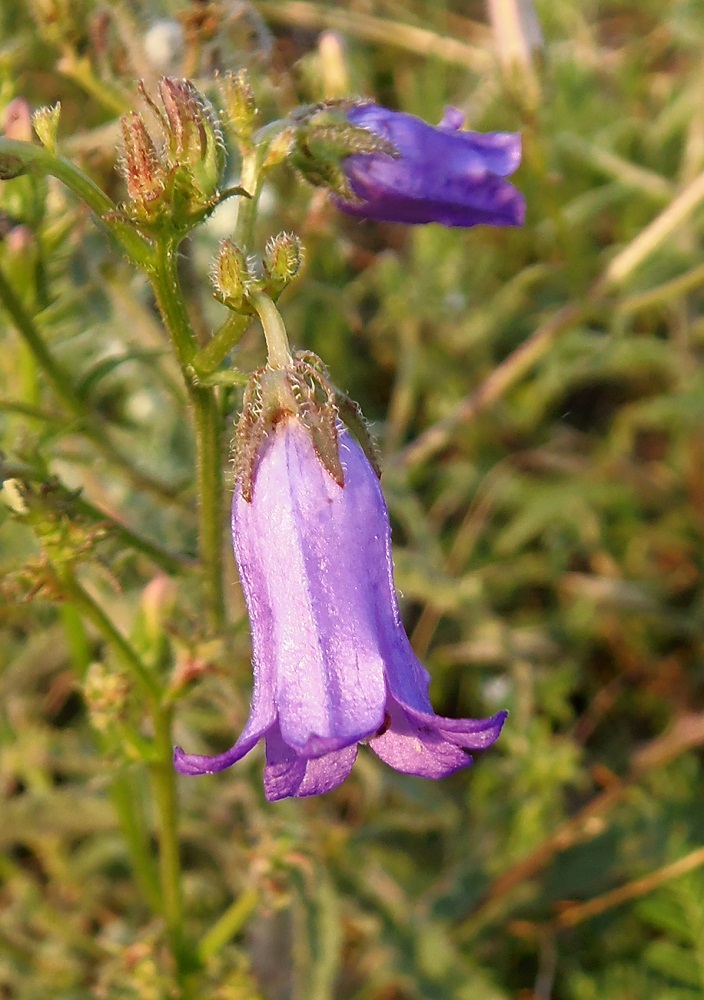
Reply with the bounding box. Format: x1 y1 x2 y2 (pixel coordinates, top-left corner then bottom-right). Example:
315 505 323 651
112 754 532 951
56 569 160 703
149 238 225 632
0 137 151 264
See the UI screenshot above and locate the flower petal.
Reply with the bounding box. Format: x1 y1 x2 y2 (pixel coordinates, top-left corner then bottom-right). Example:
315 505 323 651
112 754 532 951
173 718 270 775
369 700 506 779
233 422 387 754
340 104 524 227
437 106 465 133
348 104 522 177
341 156 525 226
174 638 276 776
264 725 358 801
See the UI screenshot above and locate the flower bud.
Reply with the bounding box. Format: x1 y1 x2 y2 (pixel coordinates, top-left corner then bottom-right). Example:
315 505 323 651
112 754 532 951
5 224 35 258
217 69 257 147
120 111 167 212
158 77 225 200
144 19 184 72
211 238 249 309
141 574 177 644
83 662 129 734
262 232 303 295
31 103 61 153
318 31 350 100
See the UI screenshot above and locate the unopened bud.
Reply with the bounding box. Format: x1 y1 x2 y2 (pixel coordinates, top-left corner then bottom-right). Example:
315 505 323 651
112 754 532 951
32 103 61 153
262 126 295 170
217 70 257 146
263 232 303 294
120 111 167 208
4 98 33 142
158 77 225 198
211 238 249 309
144 19 184 72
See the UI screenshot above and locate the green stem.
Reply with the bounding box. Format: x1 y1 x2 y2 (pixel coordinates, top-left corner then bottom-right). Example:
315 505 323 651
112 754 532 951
190 386 225 633
70 494 195 575
65 586 191 987
191 312 253 376
234 150 263 251
0 138 151 264
60 604 162 912
0 262 85 416
150 707 191 979
149 238 225 633
250 292 293 369
150 239 199 367
618 260 704 314
198 886 259 962
110 775 163 914
60 603 92 679
57 568 190 981
56 569 160 703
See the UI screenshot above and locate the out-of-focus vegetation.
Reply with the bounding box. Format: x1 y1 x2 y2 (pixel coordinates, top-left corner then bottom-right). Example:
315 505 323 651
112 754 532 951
1 1 704 998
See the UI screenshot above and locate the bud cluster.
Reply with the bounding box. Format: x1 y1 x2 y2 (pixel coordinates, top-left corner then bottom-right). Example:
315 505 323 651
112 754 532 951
210 232 303 311
118 77 226 230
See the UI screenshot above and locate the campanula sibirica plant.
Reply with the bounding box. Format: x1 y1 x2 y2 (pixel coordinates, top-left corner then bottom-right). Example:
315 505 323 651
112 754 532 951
0 59 524 993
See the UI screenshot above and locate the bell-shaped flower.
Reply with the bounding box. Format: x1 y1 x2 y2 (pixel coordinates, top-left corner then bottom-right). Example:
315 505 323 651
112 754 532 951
337 103 525 227
174 415 506 801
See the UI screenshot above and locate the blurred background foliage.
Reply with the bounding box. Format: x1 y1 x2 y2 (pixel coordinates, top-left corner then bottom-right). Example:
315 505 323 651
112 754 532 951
2 0 704 998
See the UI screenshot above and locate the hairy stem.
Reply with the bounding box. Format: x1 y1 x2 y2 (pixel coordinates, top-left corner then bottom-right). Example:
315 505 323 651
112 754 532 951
191 312 252 376
250 292 292 369
0 138 151 264
149 238 225 633
235 150 263 251
151 707 191 980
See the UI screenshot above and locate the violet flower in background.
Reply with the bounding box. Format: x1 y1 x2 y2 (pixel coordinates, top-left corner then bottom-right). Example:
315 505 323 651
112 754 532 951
174 420 506 801
337 103 525 227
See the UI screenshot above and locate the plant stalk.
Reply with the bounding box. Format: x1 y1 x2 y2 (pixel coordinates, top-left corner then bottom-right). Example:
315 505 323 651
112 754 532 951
149 238 225 633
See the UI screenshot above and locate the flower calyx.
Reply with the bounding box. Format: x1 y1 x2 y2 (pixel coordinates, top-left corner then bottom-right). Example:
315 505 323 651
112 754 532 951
235 353 342 502
235 351 380 502
288 101 398 201
235 351 381 502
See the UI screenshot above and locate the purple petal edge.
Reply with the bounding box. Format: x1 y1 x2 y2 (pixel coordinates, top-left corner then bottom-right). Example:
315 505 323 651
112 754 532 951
173 728 263 775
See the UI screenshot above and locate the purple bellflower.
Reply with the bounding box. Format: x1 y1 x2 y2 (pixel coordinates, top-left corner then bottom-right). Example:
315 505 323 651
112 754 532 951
174 400 506 801
336 103 525 228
